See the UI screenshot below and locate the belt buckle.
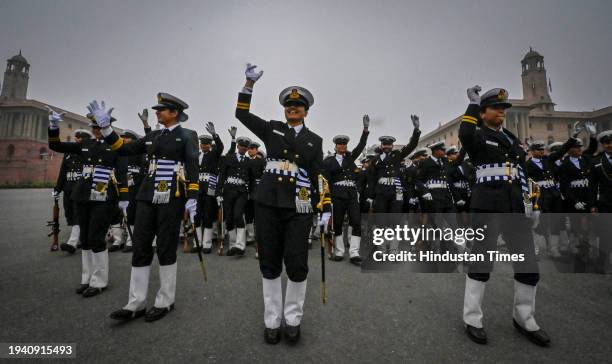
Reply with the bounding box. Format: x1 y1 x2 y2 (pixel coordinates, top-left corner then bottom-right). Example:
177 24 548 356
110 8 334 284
281 160 289 171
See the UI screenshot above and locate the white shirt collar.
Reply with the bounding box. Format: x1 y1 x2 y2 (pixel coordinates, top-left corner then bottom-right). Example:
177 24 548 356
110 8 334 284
291 123 304 135
162 123 180 132
430 155 439 163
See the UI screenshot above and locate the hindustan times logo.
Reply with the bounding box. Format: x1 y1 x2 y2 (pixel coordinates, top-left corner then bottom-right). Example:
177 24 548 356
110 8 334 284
372 225 487 246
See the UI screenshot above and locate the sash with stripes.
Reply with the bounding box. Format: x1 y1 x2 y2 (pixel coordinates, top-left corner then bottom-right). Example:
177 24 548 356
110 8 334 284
207 174 217 197
265 158 313 213
89 166 113 201
475 163 528 194
152 159 178 204
393 177 403 201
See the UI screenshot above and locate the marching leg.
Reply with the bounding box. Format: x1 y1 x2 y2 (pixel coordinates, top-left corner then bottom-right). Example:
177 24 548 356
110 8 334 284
109 223 125 252
202 228 213 253
463 276 487 344
146 262 177 322
110 266 150 321
235 227 247 255
83 249 108 297
262 277 282 344
349 235 362 265
548 234 561 258
77 249 93 294
61 225 79 254
284 279 307 344
123 225 135 253
512 280 550 346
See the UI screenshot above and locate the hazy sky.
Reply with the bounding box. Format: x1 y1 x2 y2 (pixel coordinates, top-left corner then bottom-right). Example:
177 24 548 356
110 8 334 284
1 0 611 151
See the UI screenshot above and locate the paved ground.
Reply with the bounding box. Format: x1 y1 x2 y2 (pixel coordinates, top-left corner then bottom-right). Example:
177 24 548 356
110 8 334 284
1 189 611 363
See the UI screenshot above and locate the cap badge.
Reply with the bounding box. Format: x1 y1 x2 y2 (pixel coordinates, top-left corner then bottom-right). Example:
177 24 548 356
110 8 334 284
289 89 300 100
497 89 507 100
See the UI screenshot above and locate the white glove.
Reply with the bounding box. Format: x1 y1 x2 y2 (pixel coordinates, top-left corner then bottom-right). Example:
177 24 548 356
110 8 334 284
574 202 586 210
318 212 331 230
119 200 129 215
572 121 583 138
51 190 60 199
86 100 114 128
456 199 466 206
138 109 148 124
45 106 66 130
366 198 374 208
245 63 264 82
216 196 224 205
584 121 597 135
467 85 482 104
422 192 433 201
185 198 197 223
363 114 370 129
410 114 420 130
205 122 216 136
408 197 418 205
228 126 237 139
524 202 533 218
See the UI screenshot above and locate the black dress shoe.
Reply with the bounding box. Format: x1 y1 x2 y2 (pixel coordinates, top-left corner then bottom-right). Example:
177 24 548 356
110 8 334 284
76 243 82 249
465 324 487 344
82 286 105 298
109 244 122 252
264 328 281 345
226 247 237 256
122 245 133 253
60 243 76 254
202 247 212 254
144 304 174 322
330 255 344 262
284 324 301 344
513 319 550 346
75 284 89 294
110 308 146 321
350 256 362 265
236 248 245 256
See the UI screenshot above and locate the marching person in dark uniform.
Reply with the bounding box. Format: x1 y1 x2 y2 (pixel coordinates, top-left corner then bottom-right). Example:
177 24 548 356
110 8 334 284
322 117 370 264
366 118 421 217
54 129 93 254
46 106 129 297
558 123 598 271
525 139 574 258
246 141 266 246
117 129 147 253
447 147 474 213
590 130 612 273
217 135 252 256
235 63 331 344
460 86 550 346
194 122 224 254
94 93 199 322
358 154 376 214
403 147 428 213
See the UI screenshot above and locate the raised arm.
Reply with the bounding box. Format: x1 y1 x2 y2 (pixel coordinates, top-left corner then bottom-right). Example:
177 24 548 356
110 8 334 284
459 86 483 159
235 63 269 140
45 106 82 154
205 122 224 157
349 115 370 162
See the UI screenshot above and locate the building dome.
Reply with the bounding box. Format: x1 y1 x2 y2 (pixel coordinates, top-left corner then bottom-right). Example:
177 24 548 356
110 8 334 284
523 47 542 60
8 51 29 65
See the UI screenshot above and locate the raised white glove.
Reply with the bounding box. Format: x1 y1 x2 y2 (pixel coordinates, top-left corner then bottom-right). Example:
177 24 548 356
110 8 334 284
216 196 224 205
119 200 129 215
467 85 482 104
574 202 586 210
456 199 466 206
86 100 114 128
185 198 197 223
318 211 331 229
524 202 533 218
363 114 370 129
228 126 237 139
205 122 216 136
138 109 148 124
572 121 583 138
584 121 596 135
410 114 420 130
45 106 66 130
245 63 264 82
422 192 433 201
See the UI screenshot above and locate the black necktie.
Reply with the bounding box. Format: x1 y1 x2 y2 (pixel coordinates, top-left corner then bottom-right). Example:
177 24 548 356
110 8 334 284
161 129 170 136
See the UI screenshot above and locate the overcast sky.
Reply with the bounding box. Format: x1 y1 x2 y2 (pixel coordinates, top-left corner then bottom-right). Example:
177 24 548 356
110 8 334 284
1 0 611 151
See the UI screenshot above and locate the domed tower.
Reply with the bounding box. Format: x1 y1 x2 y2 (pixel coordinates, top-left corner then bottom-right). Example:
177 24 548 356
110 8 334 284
1 50 30 100
521 47 554 111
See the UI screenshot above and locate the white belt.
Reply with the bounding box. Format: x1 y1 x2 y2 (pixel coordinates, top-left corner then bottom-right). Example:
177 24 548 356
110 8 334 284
536 179 556 188
476 166 519 180
426 180 448 189
334 180 356 187
66 171 82 181
128 167 140 174
570 179 589 188
82 165 93 178
453 181 469 189
199 172 214 182
378 177 395 185
265 159 299 175
227 176 246 186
